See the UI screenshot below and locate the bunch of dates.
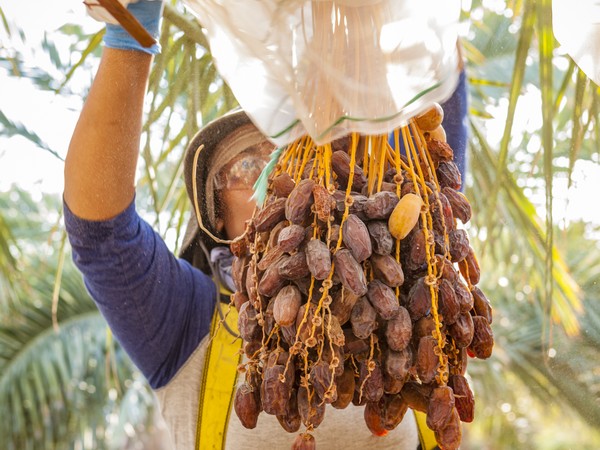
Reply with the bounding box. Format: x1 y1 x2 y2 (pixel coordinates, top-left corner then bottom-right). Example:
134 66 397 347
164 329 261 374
230 106 494 450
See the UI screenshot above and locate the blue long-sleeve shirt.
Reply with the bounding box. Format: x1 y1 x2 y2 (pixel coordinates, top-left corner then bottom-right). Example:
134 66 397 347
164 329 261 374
64 199 217 389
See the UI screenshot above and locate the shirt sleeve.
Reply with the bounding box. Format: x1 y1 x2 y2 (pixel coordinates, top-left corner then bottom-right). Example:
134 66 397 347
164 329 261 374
63 198 217 389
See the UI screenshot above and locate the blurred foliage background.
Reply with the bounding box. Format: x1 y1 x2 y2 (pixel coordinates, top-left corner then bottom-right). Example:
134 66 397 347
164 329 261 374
1 0 600 448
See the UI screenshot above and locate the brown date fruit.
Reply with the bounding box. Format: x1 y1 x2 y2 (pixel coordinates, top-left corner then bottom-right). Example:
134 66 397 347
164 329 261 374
276 388 301 433
405 229 427 272
331 150 367 191
427 138 454 163
434 408 462 450
305 239 332 280
297 385 326 428
442 186 472 224
448 229 470 263
363 191 399 220
334 249 368 296
261 364 294 416
426 386 455 431
343 328 370 355
310 360 337 403
332 364 356 409
328 224 341 248
330 287 360 325
436 160 462 190
238 302 261 342
296 304 323 345
335 192 369 221
234 382 261 429
383 372 405 395
350 296 378 339
382 394 409 431
454 280 474 313
430 191 455 234
279 251 310 280
385 306 412 352
312 183 335 222
435 254 458 283
232 291 249 312
400 382 433 413
438 278 460 325
254 197 287 232
278 224 307 253
364 400 388 437
258 263 287 297
416 336 441 384
367 220 394 255
257 246 285 271
273 284 302 327
358 360 384 402
448 374 475 423
280 324 297 346
406 277 432 321
469 316 494 359
271 172 296 198
232 255 249 293
342 214 372 262
285 179 316 224
367 279 400 320
267 220 288 249
370 254 404 287
471 286 493 323
412 315 437 343
459 246 481 285
384 347 412 381
292 433 316 450
448 312 474 348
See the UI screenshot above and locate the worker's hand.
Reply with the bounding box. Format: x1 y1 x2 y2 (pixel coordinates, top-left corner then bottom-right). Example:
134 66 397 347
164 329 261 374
85 0 164 55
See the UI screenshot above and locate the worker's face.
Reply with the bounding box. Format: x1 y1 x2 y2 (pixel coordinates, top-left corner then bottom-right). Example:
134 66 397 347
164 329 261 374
214 142 273 239
218 188 257 239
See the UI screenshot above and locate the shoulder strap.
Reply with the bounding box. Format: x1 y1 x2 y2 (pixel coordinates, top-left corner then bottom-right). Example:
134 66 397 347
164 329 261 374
195 293 242 450
413 410 439 450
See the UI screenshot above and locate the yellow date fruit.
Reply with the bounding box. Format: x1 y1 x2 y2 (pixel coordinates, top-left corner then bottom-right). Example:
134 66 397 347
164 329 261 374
388 193 423 240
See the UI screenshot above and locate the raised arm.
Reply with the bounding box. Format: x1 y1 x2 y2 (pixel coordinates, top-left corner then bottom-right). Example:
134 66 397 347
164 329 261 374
64 48 151 220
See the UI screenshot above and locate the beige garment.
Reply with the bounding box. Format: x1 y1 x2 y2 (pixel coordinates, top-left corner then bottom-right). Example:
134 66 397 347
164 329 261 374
155 337 420 450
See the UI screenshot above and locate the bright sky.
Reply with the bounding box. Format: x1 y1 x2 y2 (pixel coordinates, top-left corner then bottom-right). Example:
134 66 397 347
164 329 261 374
0 0 98 198
1 0 600 228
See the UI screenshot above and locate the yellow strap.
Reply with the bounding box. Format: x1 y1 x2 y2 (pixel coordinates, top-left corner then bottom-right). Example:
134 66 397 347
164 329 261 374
195 299 242 450
413 410 438 450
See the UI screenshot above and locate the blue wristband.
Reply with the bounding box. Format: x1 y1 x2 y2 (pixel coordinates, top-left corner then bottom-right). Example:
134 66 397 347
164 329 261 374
104 0 164 55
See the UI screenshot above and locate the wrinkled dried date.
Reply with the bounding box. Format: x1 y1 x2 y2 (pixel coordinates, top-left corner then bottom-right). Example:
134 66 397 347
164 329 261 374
278 224 307 253
286 179 316 224
371 253 405 288
367 220 394 255
385 306 412 352
469 316 494 359
342 214 372 262
255 197 287 233
367 279 400 320
363 191 399 220
273 284 302 327
448 374 474 423
334 249 368 296
305 239 331 280
351 296 378 339
331 150 367 191
426 386 455 431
